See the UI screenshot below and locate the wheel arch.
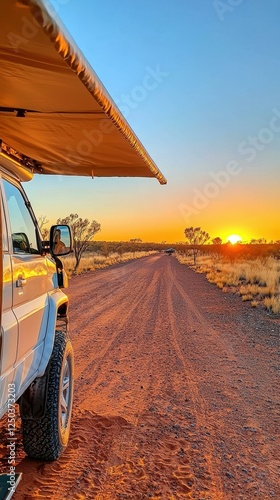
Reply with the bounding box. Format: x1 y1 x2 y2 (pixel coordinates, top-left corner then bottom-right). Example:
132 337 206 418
37 290 69 377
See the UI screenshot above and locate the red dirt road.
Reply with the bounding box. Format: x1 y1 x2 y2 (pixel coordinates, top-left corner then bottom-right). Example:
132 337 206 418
2 254 280 499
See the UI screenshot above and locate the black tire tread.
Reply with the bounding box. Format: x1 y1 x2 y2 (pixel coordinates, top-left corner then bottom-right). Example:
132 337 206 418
21 330 73 461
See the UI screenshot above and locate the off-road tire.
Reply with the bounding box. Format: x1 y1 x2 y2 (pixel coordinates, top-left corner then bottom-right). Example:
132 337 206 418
21 330 74 460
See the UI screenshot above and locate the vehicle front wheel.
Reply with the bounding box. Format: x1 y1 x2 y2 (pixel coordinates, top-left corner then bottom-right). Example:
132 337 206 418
21 330 74 460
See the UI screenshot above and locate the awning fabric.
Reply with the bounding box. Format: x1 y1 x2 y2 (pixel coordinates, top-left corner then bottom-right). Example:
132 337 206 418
0 0 167 184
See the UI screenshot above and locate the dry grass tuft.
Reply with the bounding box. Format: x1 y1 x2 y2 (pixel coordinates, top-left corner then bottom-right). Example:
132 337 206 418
62 251 156 276
264 296 280 314
176 253 280 315
251 300 259 308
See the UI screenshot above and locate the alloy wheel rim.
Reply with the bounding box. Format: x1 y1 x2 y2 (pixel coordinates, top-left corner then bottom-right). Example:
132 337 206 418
60 357 71 429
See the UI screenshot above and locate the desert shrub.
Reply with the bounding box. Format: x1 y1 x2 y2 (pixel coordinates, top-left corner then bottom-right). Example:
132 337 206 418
177 253 280 314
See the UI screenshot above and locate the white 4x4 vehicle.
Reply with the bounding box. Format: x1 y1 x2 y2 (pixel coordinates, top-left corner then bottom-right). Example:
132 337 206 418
0 0 166 467
0 154 74 461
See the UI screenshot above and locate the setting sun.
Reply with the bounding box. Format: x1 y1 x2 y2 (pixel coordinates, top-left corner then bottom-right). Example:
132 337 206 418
227 234 242 245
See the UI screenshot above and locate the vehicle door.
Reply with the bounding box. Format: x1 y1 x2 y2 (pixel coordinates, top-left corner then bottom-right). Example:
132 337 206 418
0 194 18 415
2 177 50 388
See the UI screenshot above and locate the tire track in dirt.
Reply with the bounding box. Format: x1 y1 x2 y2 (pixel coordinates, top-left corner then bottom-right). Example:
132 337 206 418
166 257 280 498
33 260 168 499
164 259 225 499
71 259 163 405
13 411 133 499
60 260 189 499
91 261 196 499
68 256 160 336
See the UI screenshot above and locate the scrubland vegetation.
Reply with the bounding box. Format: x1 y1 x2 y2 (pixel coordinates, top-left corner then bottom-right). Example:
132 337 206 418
177 245 280 314
62 250 156 275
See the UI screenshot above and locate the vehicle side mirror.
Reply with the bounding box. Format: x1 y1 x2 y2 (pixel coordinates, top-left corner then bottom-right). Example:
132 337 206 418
50 225 72 256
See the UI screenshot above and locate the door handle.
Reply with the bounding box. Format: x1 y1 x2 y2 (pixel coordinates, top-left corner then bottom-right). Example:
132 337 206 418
16 276 27 287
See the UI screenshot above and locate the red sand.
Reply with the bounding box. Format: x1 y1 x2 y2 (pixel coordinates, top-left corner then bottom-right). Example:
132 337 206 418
1 254 279 499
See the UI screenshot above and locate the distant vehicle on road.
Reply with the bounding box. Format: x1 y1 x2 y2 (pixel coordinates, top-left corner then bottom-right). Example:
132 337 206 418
165 248 175 255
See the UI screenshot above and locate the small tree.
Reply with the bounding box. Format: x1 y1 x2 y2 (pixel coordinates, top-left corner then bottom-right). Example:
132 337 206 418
38 215 49 240
129 238 142 243
212 237 222 245
100 242 110 257
116 244 125 256
184 226 210 265
57 213 101 271
250 238 267 244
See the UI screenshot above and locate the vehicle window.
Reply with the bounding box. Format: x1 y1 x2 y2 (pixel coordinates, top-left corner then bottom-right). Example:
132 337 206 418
3 179 39 254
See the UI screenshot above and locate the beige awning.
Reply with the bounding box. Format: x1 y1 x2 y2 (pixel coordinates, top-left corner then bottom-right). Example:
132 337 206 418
0 0 167 184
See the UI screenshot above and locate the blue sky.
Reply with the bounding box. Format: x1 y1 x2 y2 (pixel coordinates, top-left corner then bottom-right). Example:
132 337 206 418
25 0 280 242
